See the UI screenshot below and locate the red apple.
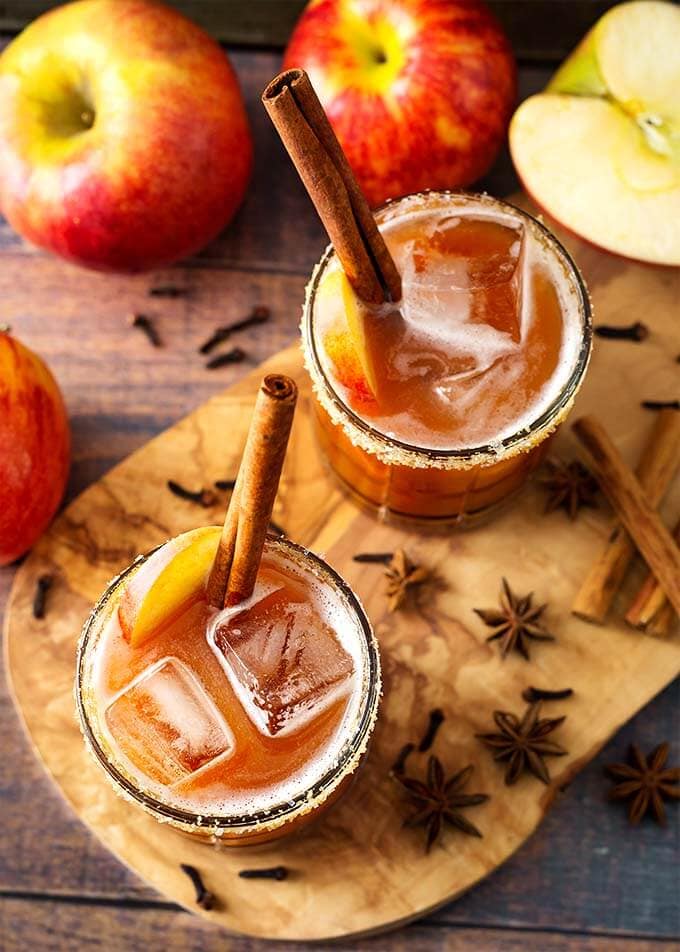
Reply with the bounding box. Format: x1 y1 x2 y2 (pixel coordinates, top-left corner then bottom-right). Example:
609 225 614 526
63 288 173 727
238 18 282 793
283 0 516 207
0 0 253 272
0 329 71 565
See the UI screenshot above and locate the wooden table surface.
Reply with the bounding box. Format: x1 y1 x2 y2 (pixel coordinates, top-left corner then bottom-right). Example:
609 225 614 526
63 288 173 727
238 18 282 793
1 30 679 952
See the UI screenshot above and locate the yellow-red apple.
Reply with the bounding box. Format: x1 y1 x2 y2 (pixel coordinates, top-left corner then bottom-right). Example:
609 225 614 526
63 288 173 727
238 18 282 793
119 526 220 647
510 1 680 265
0 329 71 564
0 0 253 272
283 0 516 207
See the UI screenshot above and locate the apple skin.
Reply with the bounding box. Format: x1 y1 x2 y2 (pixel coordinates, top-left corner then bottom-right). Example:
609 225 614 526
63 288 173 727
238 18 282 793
283 0 516 207
0 0 253 272
0 330 71 565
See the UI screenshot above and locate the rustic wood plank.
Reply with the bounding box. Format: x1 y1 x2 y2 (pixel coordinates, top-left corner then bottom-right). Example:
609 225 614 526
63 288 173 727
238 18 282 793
0 49 552 272
0 254 306 461
0 1 614 62
0 900 674 952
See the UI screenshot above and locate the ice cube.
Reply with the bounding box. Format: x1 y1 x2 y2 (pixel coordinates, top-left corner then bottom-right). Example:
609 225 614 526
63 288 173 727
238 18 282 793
208 584 355 737
105 657 234 785
400 215 526 343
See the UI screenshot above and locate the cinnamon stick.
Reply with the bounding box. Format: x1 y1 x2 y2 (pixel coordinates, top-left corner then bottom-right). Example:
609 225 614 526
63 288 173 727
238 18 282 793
646 601 677 638
625 517 680 635
206 374 297 608
572 409 680 623
262 69 401 306
573 416 680 616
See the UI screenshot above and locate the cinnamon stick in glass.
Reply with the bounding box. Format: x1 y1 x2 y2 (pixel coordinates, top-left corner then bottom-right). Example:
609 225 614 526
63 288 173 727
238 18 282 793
571 409 680 623
262 68 401 306
625 516 680 635
573 415 680 617
206 374 298 608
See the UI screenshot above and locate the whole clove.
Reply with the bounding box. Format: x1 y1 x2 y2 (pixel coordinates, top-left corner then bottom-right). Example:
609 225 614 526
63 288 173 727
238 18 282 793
641 400 680 411
205 347 247 370
522 686 574 703
390 742 415 775
418 708 445 752
129 313 161 347
167 479 217 507
594 322 648 342
353 552 393 564
32 574 53 619
199 307 271 354
238 866 288 881
180 864 215 909
214 479 237 491
149 284 188 298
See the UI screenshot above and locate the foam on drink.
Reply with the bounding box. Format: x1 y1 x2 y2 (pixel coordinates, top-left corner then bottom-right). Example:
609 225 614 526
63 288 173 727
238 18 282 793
85 542 368 817
313 192 585 452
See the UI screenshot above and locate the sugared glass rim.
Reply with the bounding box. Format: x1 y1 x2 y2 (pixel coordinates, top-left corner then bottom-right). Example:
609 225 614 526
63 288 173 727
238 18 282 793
302 190 593 470
75 534 381 835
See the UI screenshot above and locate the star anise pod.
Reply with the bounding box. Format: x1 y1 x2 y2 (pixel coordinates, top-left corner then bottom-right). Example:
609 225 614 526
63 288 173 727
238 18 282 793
538 458 599 520
474 578 554 660
605 743 680 826
476 702 568 785
385 548 430 612
392 754 489 852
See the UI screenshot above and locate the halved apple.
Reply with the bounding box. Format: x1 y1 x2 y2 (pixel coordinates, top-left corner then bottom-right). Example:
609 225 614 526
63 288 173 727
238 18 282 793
509 1 680 265
119 526 221 647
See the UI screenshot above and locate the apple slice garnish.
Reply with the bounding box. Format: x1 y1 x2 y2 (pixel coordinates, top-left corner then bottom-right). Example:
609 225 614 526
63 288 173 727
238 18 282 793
318 267 395 399
509 0 680 265
119 526 221 647
323 322 376 402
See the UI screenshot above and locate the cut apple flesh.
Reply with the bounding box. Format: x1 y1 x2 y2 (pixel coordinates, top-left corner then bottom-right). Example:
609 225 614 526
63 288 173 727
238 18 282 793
594 2 680 133
510 1 680 265
119 526 221 647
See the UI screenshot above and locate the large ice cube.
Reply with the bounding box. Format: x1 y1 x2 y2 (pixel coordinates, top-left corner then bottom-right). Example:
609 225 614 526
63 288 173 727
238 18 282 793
391 215 527 402
401 214 526 346
105 657 234 785
209 584 355 737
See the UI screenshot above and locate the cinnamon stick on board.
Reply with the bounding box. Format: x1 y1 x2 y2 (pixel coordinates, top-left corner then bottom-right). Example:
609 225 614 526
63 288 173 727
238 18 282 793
625 516 680 635
573 416 680 617
571 409 680 623
206 374 298 608
262 68 401 307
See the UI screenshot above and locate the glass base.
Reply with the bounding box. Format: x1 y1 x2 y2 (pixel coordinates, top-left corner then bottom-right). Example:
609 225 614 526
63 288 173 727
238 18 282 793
323 452 528 531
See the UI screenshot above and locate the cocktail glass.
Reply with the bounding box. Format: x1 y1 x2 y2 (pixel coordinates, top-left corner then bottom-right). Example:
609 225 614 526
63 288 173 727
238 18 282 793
302 191 592 524
76 532 380 845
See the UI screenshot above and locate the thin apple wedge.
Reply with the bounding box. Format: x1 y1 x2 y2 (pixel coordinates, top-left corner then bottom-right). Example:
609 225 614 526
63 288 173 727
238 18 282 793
318 267 400 399
119 526 221 647
509 0 680 265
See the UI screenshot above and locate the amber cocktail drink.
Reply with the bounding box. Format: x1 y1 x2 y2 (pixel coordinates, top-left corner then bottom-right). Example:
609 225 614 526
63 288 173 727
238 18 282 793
303 191 591 523
77 528 380 844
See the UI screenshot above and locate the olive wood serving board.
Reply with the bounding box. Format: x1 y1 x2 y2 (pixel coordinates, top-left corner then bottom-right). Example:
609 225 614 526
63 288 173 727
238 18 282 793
4 227 680 941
